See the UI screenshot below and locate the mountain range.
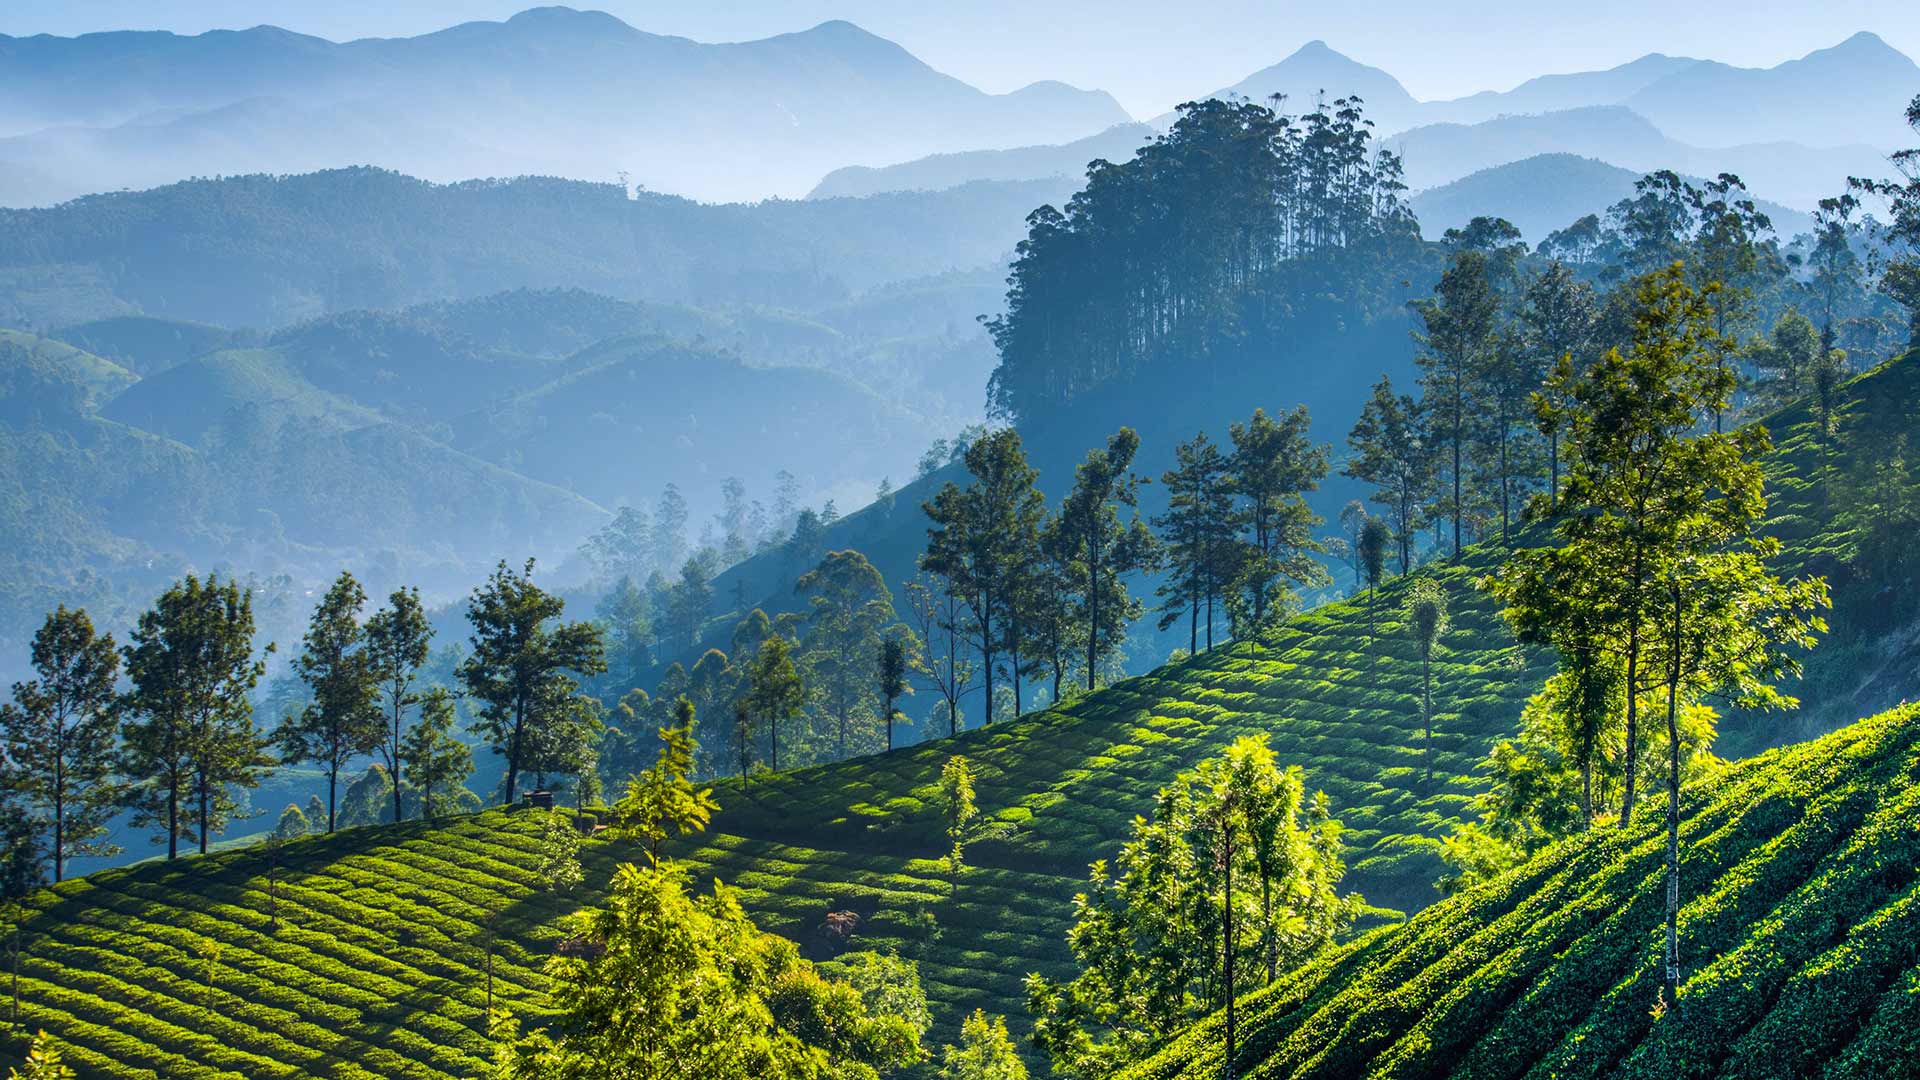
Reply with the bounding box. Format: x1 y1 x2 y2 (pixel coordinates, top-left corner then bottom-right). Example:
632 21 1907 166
0 7 1127 205
4 10 1912 216
807 32 1914 238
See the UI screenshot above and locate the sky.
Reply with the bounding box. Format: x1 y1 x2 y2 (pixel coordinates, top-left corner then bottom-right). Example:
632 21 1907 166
5 1 1920 117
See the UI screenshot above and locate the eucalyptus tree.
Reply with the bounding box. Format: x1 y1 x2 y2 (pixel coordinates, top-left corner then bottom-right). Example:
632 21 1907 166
364 586 432 824
121 574 271 858
1054 428 1157 691
0 608 121 881
1346 375 1429 573
1414 251 1499 558
279 571 382 833
1228 407 1330 635
1154 432 1236 653
793 550 900 760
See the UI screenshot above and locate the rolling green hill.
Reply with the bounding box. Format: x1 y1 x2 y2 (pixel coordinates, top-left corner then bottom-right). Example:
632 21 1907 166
2 352 1914 1076
1119 701 1920 1080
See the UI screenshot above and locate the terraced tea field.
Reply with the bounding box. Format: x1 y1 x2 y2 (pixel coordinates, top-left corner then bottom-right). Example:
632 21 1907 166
1122 703 1920 1080
4 353 1912 1077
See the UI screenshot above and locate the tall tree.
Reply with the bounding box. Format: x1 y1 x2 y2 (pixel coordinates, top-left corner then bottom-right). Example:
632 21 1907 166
1414 250 1498 557
1229 407 1330 634
1054 428 1157 691
0 608 121 881
1346 376 1429 573
364 587 433 825
1357 517 1390 669
459 559 607 805
1520 261 1598 510
280 572 382 833
878 636 912 753
121 575 271 858
744 636 804 774
399 687 473 820
1494 264 1752 834
793 551 899 760
653 483 690 573
1154 432 1236 654
905 575 975 738
922 429 1045 724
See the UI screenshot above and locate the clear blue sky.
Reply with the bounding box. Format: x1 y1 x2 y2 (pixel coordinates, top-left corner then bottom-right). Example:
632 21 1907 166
6 1 1918 117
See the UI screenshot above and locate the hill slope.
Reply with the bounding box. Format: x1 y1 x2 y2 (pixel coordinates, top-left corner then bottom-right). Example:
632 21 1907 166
4 352 1916 1076
1121 701 1920 1080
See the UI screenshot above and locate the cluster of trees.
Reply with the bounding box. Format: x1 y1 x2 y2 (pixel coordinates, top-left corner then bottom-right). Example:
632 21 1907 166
493 703 1023 1080
911 412 1332 734
985 96 1419 421
1449 264 1829 1012
1344 170 1912 573
1026 734 1358 1079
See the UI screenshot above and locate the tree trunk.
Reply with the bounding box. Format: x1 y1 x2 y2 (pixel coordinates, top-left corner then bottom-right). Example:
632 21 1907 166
1663 594 1685 1007
52 757 64 883
328 764 338 833
1619 621 1642 828
1422 652 1434 790
1261 871 1275 984
503 699 525 806
1086 534 1100 692
167 777 178 861
1223 828 1237 1078
198 769 210 855
392 706 406 825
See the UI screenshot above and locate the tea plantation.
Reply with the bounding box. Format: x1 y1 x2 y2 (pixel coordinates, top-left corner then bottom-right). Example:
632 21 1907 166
1120 702 1920 1080
1 353 1911 1077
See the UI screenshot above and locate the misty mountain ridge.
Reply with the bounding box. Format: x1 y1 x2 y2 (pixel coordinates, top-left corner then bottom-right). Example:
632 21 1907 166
0 6 1128 205
830 32 1911 216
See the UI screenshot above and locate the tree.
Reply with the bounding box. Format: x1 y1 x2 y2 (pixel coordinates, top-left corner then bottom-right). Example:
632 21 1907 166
493 862 922 1080
1054 429 1156 691
1346 376 1430 573
365 586 433 825
1850 93 1920 346
745 636 805 773
1026 735 1358 1079
280 572 382 833
613 696 718 864
877 637 912 752
921 429 1046 723
1493 265 1704 829
1357 517 1390 667
399 688 474 820
1154 432 1236 653
580 505 652 583
6 1031 74 1080
536 809 585 894
1405 578 1450 790
338 764 396 828
653 483 690 573
274 803 310 841
1229 407 1331 635
1415 251 1498 556
0 608 120 881
794 551 900 760
940 756 977 898
1521 262 1598 508
121 574 271 859
459 560 607 805
665 556 715 654
1809 195 1862 354
905 575 975 738
939 1010 1028 1080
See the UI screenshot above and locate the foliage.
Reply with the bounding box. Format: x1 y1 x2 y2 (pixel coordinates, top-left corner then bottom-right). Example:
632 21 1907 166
279 572 382 833
0 607 121 883
533 810 584 896
398 687 475 820
459 559 607 805
939 1010 1028 1080
1027 734 1359 1079
364 586 433 826
612 697 718 863
985 97 1414 421
6 1031 73 1080
119 573 271 858
940 757 978 897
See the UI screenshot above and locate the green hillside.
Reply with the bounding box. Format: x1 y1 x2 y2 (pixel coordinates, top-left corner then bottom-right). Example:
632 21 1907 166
2 352 1914 1076
1119 701 1920 1080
